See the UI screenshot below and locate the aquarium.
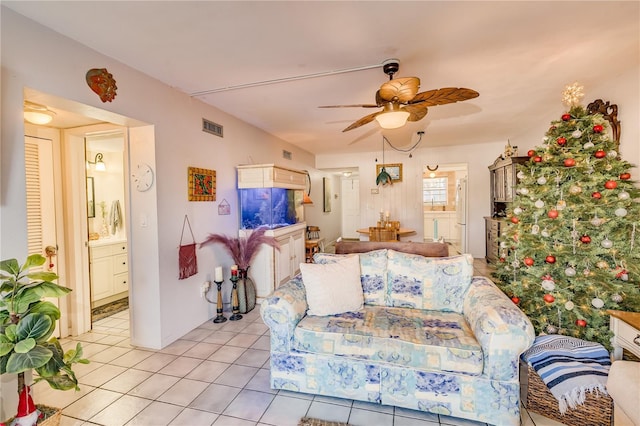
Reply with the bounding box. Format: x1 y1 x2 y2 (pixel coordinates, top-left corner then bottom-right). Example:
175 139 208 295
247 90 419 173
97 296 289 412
239 187 303 229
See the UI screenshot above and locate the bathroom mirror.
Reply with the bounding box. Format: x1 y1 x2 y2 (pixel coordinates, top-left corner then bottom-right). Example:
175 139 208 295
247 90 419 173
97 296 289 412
87 177 95 218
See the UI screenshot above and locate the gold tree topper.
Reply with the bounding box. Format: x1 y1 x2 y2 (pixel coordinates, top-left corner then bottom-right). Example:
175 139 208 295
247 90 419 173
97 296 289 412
561 82 585 108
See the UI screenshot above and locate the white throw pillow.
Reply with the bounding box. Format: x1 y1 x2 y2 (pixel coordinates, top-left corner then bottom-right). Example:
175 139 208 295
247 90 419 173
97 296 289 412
300 254 364 316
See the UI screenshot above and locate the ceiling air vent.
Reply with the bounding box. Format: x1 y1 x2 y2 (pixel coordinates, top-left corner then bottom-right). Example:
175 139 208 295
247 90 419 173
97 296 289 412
282 150 292 160
202 118 223 137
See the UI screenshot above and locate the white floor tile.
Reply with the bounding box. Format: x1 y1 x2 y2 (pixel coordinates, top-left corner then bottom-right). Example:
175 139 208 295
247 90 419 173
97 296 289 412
63 388 123 420
133 352 178 372
169 408 219 426
244 368 277 394
158 355 203 377
348 407 394 426
186 359 231 382
183 341 222 359
157 377 210 406
101 368 153 393
79 364 128 387
212 415 257 426
222 389 275 421
125 400 183 426
189 383 241 413
214 364 258 388
234 348 270 368
259 394 312 426
208 345 246 363
128 373 180 400
306 401 351 423
89 394 151 426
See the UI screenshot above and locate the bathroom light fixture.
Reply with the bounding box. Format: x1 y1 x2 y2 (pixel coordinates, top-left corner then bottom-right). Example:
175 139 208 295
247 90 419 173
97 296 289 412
88 153 106 171
23 101 56 125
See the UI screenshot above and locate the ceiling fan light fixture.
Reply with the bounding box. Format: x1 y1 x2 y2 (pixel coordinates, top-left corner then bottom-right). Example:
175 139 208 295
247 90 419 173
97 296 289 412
375 110 410 129
24 101 56 125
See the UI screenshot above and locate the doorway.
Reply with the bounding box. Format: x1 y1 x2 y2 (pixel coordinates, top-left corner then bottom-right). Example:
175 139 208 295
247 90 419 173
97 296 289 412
85 132 131 328
422 163 468 254
341 174 360 239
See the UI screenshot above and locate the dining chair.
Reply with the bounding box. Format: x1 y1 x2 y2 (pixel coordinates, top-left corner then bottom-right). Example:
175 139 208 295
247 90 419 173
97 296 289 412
368 226 398 242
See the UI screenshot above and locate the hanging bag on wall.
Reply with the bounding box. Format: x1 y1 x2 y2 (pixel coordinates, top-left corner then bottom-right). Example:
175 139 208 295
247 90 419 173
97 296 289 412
178 215 198 280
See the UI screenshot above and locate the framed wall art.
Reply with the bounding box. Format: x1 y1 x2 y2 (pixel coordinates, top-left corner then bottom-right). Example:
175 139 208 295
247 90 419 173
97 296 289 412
188 167 216 201
376 163 403 183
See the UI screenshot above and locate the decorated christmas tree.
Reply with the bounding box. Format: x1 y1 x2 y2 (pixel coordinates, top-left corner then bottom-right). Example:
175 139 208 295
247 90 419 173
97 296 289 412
493 84 640 348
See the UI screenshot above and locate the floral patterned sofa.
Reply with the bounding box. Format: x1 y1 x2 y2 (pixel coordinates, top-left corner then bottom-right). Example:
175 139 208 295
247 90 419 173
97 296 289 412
260 244 535 426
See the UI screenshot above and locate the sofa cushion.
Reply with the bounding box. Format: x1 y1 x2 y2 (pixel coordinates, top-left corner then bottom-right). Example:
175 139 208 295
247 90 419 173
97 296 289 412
300 254 364 316
292 305 483 375
386 252 474 313
313 250 388 306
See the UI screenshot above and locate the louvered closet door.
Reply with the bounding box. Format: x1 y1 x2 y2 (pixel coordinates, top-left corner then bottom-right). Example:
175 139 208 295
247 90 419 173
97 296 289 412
25 136 57 272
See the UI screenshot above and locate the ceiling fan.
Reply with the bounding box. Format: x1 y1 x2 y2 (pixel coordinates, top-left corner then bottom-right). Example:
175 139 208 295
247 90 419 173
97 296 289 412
320 59 479 132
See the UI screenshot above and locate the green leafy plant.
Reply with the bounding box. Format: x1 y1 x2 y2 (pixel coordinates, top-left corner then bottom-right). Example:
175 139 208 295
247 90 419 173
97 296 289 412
0 254 88 398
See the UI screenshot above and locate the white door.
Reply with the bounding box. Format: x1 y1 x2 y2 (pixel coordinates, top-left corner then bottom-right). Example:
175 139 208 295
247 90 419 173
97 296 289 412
24 135 63 336
341 178 360 239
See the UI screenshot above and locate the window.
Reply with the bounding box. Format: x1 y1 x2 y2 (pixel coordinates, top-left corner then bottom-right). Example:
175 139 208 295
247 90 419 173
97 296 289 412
423 177 448 205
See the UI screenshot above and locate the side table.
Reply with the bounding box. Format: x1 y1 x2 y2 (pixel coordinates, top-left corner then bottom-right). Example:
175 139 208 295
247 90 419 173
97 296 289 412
608 310 640 360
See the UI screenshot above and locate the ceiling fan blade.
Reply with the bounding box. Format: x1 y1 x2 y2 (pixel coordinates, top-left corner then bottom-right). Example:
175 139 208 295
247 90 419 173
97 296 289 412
343 110 382 132
409 87 479 106
402 104 429 122
319 104 379 108
379 77 420 103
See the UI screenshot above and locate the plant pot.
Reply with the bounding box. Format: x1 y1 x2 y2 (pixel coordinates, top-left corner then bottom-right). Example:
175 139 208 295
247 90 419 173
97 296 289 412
3 404 62 426
238 268 256 314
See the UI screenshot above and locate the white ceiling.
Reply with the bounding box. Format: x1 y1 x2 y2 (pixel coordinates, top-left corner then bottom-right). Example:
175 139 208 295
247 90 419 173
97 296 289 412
6 1 639 155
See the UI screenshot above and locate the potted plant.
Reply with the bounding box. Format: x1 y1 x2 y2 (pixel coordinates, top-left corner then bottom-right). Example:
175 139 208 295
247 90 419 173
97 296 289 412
1 254 88 425
200 226 279 313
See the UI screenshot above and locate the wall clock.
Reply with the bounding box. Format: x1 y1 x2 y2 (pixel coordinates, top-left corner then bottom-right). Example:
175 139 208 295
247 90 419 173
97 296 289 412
132 163 154 192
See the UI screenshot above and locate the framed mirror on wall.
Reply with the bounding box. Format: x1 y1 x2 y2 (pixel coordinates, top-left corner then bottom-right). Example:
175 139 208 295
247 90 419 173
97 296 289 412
87 176 95 218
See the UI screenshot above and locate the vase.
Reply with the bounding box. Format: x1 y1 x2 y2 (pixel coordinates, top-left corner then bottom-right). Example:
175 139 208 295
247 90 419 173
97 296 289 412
238 267 256 314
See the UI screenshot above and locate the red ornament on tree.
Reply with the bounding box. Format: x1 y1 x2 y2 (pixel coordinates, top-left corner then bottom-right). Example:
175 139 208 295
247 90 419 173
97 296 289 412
523 257 534 267
592 191 602 199
557 137 567 146
605 180 618 190
561 113 571 121
580 235 592 244
593 124 604 133
511 296 520 304
511 216 519 224
563 158 576 167
547 209 559 219
620 173 631 180
545 255 556 264
527 149 536 157
576 319 587 327
594 150 606 158
543 294 555 303
533 156 542 163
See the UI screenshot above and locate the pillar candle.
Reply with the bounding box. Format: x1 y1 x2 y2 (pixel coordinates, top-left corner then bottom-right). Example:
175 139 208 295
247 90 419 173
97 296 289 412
231 264 238 276
214 266 223 282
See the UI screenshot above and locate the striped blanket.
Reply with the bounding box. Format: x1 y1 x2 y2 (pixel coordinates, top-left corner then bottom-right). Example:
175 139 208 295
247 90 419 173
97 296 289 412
521 335 611 413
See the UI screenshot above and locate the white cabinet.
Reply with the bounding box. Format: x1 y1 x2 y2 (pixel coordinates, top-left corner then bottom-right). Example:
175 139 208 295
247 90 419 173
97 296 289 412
237 164 306 189
424 212 456 242
89 240 128 307
241 223 306 300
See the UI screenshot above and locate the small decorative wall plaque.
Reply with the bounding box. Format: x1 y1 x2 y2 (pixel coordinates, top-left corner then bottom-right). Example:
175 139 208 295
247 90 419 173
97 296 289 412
86 68 117 102
188 167 216 201
218 199 231 215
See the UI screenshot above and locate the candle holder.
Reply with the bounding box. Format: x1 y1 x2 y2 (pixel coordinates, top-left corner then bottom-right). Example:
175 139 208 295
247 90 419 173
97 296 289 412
229 275 243 321
211 280 227 323
204 280 227 323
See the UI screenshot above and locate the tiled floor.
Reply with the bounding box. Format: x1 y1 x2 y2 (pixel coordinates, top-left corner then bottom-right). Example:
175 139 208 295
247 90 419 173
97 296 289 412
33 258 566 426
